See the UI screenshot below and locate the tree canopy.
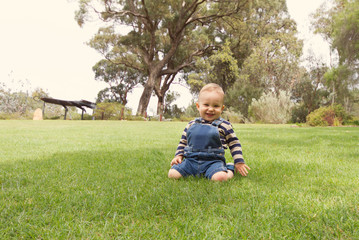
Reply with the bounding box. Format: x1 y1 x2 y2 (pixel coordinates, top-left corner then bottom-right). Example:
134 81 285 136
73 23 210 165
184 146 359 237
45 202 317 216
74 0 358 122
93 59 144 105
185 0 302 117
76 0 250 116
311 0 359 111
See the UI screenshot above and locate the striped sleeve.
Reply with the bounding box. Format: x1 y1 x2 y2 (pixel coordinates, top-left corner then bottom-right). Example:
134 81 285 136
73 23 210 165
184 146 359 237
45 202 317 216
219 121 245 164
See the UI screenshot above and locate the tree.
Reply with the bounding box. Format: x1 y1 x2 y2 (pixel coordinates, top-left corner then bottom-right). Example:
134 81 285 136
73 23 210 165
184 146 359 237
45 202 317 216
184 0 302 117
223 0 302 117
76 0 250 116
0 79 64 119
292 54 329 113
324 64 353 108
332 0 359 69
187 41 239 93
0 76 48 118
162 90 184 119
93 102 131 120
240 35 302 96
93 59 144 119
93 59 144 105
311 0 359 112
153 73 177 117
312 0 358 66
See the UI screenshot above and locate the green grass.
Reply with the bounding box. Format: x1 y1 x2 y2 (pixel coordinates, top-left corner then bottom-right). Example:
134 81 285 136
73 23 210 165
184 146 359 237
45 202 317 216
0 121 358 239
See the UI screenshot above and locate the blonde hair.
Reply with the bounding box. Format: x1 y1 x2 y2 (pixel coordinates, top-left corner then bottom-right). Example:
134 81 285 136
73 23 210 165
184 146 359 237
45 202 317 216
199 83 224 98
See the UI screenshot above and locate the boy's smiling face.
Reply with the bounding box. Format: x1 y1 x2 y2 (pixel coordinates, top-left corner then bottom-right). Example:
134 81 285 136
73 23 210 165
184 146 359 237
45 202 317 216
196 90 225 122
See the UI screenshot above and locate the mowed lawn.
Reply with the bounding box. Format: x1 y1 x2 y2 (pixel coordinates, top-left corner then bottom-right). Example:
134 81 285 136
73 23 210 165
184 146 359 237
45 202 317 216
0 120 358 239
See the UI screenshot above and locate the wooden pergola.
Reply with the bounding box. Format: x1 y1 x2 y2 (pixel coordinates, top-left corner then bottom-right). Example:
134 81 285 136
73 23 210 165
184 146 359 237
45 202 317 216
40 97 96 120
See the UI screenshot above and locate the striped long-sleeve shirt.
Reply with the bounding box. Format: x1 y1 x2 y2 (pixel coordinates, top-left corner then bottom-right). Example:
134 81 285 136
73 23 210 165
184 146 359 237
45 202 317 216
175 118 245 164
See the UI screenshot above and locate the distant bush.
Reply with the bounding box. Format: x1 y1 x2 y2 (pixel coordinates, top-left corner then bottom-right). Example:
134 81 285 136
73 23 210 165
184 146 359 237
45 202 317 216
249 90 295 124
178 115 194 122
306 104 351 126
93 102 132 120
0 112 22 120
66 112 93 120
183 101 198 118
291 103 309 123
344 116 359 126
332 104 352 123
126 115 146 121
222 108 244 123
306 107 333 126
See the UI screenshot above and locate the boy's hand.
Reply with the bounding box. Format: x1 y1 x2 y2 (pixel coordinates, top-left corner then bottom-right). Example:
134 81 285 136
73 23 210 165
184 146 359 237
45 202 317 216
235 163 251 176
170 155 183 166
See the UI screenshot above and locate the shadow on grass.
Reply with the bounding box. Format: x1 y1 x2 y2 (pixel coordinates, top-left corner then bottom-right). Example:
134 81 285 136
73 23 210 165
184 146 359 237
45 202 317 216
0 148 173 237
1 147 358 239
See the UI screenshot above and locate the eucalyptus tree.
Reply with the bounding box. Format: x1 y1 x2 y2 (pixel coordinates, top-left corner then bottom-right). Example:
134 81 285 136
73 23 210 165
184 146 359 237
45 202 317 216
76 0 250 116
193 0 303 117
311 0 359 110
93 59 145 119
187 41 239 94
332 0 359 67
93 59 144 105
291 54 329 122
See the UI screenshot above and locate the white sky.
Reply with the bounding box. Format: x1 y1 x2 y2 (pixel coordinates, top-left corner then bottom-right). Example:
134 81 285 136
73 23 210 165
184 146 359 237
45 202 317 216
0 0 329 114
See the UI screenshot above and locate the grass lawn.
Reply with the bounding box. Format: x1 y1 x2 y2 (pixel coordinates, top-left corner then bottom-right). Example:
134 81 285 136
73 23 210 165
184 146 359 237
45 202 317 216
0 120 358 239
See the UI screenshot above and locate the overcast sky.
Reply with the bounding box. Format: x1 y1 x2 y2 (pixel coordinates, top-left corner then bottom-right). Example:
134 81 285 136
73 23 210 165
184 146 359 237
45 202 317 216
0 0 329 114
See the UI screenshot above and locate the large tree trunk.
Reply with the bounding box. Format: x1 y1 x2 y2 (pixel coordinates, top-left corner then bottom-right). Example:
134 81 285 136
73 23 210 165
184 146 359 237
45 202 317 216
137 82 154 116
157 95 164 121
154 74 175 120
157 95 164 115
137 71 161 116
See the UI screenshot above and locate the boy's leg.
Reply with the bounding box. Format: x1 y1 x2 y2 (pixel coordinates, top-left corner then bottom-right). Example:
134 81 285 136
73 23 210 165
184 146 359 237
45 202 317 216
204 160 233 181
168 158 197 179
168 168 183 179
211 170 233 181
211 163 234 181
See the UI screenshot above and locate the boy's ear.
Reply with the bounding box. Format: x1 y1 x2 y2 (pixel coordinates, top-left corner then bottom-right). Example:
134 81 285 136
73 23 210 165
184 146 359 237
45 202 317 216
196 102 200 110
222 105 225 112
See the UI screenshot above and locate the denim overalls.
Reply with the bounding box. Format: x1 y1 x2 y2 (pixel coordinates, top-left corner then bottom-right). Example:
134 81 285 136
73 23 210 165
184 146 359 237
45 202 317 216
172 117 228 179
184 117 226 162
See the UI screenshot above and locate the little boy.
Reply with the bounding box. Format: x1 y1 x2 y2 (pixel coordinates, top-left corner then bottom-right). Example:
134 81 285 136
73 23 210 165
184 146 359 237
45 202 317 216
168 83 250 181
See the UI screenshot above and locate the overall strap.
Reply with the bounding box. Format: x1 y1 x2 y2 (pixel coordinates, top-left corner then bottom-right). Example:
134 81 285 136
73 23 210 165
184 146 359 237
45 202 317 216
194 117 202 123
211 118 224 127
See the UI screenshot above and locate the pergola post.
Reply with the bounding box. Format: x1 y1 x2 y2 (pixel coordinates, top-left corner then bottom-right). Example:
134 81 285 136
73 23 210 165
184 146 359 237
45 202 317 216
63 106 68 120
42 102 46 119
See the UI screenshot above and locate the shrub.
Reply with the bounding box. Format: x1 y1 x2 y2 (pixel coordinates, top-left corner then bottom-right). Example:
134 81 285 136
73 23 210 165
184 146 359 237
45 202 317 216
179 115 194 122
222 107 245 123
126 115 146 121
291 103 309 123
306 108 328 126
93 102 131 120
249 90 295 124
0 112 21 120
306 104 350 126
333 104 351 123
344 116 359 126
42 104 66 119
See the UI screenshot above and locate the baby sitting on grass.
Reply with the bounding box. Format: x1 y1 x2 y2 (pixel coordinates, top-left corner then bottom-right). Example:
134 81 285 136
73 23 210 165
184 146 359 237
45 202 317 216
168 83 250 181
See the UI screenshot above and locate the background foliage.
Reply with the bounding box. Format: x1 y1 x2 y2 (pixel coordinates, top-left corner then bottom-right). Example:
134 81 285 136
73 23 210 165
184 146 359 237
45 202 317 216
1 0 358 124
249 90 295 124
